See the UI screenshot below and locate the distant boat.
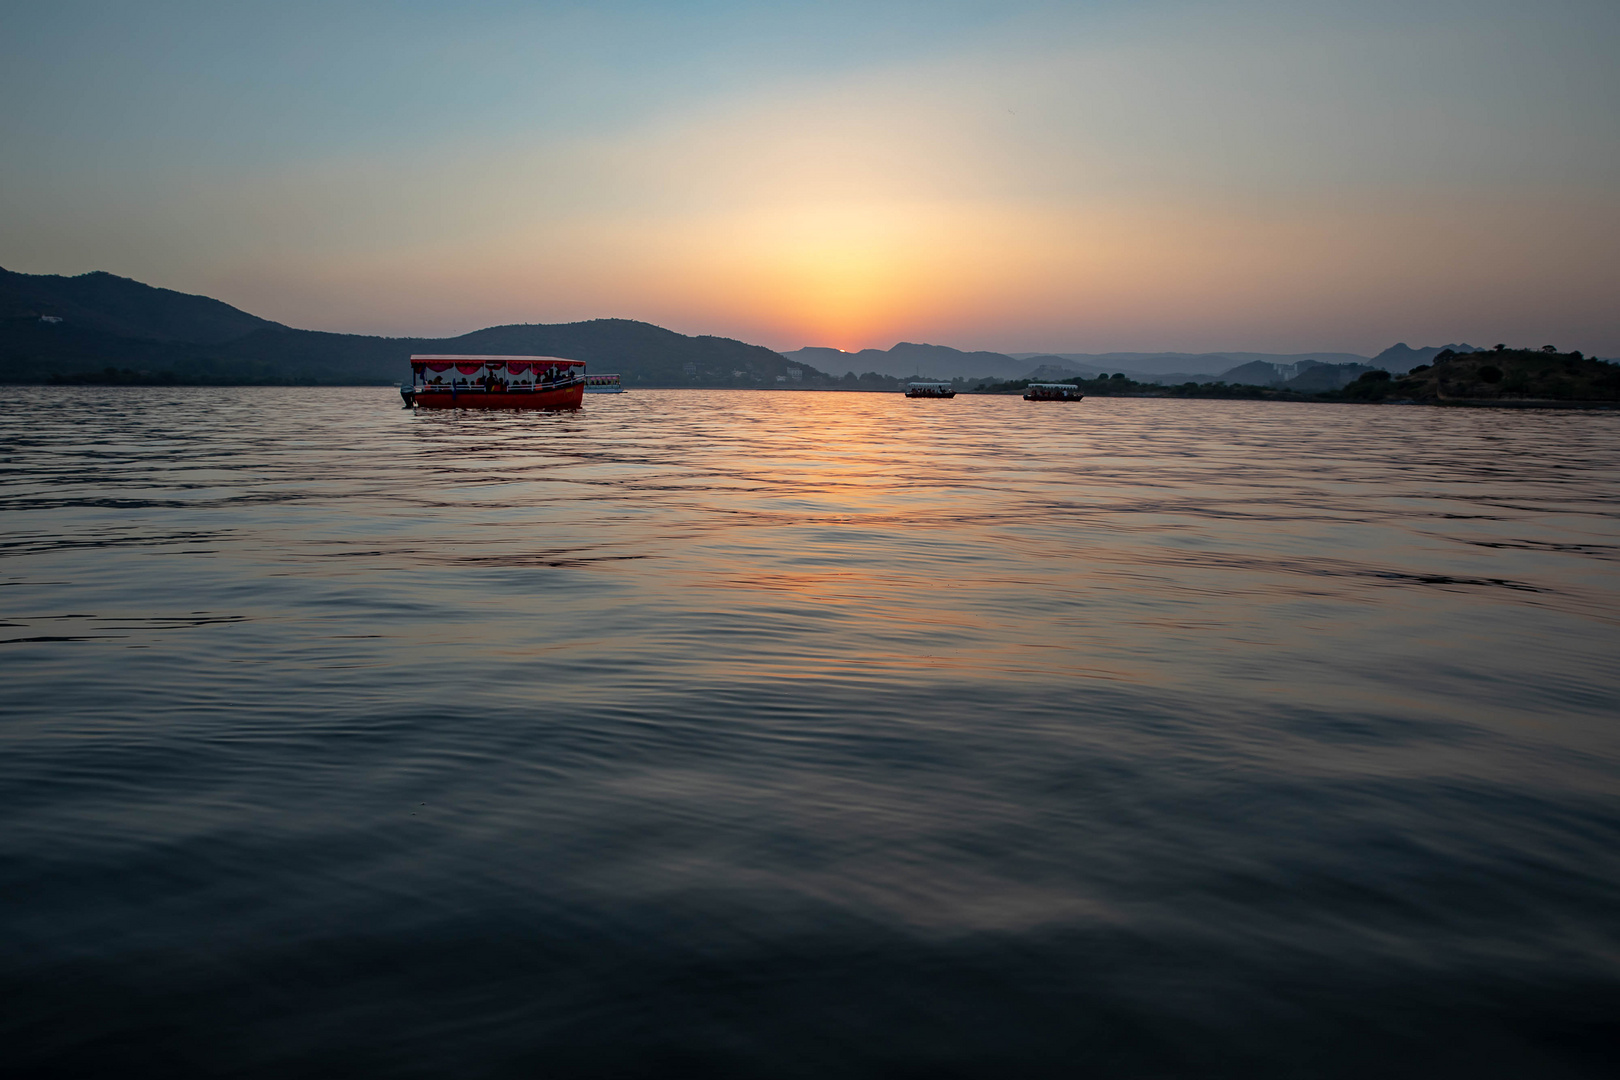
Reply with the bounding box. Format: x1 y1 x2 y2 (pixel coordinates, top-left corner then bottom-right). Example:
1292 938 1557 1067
401 355 585 410
1024 383 1085 402
585 373 623 394
906 381 955 399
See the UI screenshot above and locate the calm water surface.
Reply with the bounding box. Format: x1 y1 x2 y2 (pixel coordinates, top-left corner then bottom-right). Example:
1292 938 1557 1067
3 387 1618 1077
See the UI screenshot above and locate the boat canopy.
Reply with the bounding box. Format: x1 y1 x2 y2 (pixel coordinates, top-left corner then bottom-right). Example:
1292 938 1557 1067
1027 382 1079 389
410 354 585 385
907 381 952 388
411 354 583 373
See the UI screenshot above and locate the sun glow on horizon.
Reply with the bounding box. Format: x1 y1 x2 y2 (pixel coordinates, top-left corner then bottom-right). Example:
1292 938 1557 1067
3 1 1616 354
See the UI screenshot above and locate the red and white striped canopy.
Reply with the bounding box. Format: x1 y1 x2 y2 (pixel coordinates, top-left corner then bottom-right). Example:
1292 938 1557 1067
410 354 585 373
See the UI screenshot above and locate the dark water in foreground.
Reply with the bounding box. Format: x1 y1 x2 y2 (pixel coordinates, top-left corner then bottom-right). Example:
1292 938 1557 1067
3 387 1618 1077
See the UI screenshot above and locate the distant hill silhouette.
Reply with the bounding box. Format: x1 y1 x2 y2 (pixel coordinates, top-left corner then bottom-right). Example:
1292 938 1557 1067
1213 359 1371 389
8 269 1571 395
1219 360 1296 386
209 320 804 386
1007 351 1372 377
1280 362 1379 392
1023 361 1099 382
779 342 1029 381
1369 342 1481 372
0 268 817 386
1025 348 1477 385
0 267 283 344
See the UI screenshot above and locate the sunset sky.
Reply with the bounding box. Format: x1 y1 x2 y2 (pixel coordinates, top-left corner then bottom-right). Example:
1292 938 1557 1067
3 0 1617 355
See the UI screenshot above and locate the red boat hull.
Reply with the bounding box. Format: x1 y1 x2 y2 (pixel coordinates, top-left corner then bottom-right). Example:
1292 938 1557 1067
407 383 584 410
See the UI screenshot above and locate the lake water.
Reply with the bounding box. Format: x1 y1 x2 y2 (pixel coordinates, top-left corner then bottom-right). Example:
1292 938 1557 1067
3 387 1618 1077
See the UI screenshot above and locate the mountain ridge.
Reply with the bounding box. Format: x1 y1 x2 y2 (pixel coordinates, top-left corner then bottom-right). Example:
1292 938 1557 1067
0 268 816 386
779 342 1030 381
2 268 1576 389
1005 350 1373 376
782 341 1504 384
1370 342 1481 370
0 266 285 344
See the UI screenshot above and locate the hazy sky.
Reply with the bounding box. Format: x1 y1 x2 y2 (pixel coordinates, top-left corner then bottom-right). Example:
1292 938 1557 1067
3 0 1617 354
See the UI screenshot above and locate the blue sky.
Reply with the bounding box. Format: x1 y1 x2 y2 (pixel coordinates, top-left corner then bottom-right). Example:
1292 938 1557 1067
3 0 1616 353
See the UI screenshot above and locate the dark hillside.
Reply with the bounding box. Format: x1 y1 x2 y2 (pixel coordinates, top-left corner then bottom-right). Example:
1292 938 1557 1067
0 267 281 343
211 319 804 386
1338 347 1618 403
0 269 821 386
446 320 795 387
0 318 301 384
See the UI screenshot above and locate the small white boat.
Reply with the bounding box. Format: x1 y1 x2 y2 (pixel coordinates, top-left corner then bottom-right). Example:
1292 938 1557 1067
905 381 955 399
585 373 623 394
1024 382 1085 401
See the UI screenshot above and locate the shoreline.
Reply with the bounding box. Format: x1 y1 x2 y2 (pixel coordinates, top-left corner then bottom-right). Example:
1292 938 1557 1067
16 381 1620 408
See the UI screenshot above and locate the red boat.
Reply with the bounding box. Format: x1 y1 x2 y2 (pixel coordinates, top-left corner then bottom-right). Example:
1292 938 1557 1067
401 355 586 410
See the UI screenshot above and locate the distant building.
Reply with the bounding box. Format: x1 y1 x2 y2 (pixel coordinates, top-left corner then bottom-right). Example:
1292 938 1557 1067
732 370 746 378
39 315 63 324
787 367 802 381
683 362 697 376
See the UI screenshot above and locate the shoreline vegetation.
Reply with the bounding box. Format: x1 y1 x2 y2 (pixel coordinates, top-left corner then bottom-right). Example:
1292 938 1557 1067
6 268 1615 407
41 348 1620 408
966 347 1619 407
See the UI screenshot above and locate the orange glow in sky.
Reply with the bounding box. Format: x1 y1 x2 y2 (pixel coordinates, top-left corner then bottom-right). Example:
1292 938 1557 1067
3 2 1617 354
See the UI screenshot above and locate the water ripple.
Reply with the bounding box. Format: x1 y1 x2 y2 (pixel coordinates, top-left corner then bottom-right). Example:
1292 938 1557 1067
1 387 1617 1077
